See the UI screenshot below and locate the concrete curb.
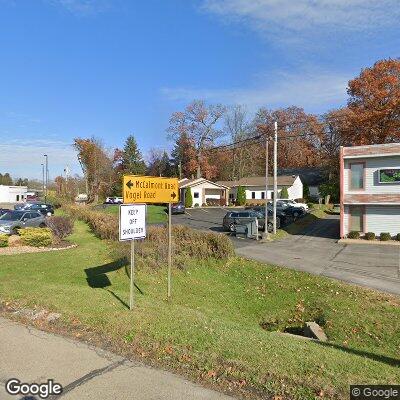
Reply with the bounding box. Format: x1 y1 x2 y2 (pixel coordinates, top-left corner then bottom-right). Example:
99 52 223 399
338 239 400 246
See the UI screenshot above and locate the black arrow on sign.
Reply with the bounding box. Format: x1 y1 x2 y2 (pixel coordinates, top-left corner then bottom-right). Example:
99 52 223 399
171 192 176 199
126 180 133 189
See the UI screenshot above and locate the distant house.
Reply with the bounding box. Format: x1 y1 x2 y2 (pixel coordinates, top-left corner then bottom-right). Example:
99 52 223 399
216 175 303 204
278 168 326 200
0 185 28 203
340 143 400 238
178 178 229 207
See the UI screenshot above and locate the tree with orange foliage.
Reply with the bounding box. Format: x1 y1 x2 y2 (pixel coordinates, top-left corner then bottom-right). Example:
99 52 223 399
347 59 400 144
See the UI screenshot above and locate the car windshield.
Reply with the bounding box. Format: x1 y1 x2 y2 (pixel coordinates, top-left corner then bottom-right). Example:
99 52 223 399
0 211 24 221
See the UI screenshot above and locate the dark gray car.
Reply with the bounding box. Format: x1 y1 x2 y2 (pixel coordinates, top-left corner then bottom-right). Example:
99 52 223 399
0 211 46 235
223 210 280 233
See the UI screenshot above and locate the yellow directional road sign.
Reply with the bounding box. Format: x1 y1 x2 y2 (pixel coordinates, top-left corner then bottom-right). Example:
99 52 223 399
123 175 179 204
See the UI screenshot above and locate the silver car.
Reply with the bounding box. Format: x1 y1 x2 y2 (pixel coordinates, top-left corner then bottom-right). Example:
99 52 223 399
0 210 46 235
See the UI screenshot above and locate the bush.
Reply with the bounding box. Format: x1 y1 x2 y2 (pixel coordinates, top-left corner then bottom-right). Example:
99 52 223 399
236 186 246 206
46 216 73 240
380 232 392 241
206 198 220 206
184 187 193 208
348 231 360 239
0 234 8 248
280 187 289 199
20 228 53 247
396 233 400 242
113 225 235 270
364 232 376 241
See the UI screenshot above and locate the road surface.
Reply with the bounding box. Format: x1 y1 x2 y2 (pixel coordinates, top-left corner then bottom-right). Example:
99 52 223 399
0 317 234 400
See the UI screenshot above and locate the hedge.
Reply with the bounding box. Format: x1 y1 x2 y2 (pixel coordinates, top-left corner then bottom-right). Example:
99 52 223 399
0 234 8 248
19 228 53 247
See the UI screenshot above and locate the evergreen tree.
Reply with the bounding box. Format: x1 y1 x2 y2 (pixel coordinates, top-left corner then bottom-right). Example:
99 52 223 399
236 186 246 206
184 187 193 208
280 187 289 199
122 135 146 175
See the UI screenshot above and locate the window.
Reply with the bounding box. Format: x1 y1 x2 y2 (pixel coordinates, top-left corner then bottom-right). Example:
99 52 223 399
229 193 234 199
251 192 256 199
261 192 265 199
193 192 199 198
349 206 364 232
16 195 20 201
350 163 365 190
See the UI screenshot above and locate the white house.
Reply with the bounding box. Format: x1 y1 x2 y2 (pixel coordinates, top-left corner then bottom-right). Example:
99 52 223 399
217 175 303 204
179 178 229 207
340 143 400 238
0 185 28 203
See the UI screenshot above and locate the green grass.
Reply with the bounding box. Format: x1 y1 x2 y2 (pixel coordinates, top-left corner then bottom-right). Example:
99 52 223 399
0 220 399 399
271 205 332 240
95 204 167 223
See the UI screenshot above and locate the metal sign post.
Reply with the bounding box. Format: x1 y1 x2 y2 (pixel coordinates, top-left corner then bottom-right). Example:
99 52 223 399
122 175 179 300
119 204 147 310
168 203 172 299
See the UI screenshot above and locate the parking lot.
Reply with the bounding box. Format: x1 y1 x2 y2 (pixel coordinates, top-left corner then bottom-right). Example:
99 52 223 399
173 207 400 295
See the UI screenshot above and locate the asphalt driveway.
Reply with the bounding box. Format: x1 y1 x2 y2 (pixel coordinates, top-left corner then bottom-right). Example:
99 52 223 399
173 208 400 296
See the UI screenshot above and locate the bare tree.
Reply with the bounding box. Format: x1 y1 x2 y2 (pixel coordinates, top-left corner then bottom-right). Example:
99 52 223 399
167 100 226 178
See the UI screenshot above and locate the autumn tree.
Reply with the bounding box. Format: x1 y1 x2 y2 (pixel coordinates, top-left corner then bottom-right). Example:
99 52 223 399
347 59 400 144
168 100 226 179
147 149 174 177
74 137 114 202
0 173 13 185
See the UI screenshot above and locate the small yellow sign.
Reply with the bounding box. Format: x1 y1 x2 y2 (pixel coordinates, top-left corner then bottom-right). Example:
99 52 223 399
123 175 179 204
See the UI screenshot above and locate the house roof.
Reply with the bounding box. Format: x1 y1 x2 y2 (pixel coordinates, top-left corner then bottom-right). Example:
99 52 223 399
179 178 229 189
343 142 400 157
216 175 298 188
278 168 326 186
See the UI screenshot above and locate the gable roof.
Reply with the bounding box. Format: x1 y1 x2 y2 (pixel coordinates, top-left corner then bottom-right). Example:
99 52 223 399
216 175 298 188
179 178 229 189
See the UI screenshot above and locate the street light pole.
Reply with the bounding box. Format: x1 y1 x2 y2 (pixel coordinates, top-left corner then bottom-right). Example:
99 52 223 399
44 154 48 203
273 122 278 234
41 163 45 199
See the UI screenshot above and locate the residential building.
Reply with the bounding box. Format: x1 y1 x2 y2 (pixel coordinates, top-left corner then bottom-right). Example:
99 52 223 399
340 143 400 238
178 178 229 207
217 175 303 204
0 185 28 203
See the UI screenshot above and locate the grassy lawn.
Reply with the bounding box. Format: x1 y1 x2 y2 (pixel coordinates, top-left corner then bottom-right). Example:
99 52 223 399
94 204 167 223
0 220 399 399
271 204 334 240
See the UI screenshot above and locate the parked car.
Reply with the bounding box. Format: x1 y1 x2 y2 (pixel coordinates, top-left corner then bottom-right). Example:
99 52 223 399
0 208 9 217
14 202 54 216
246 205 291 225
223 210 280 233
170 203 185 214
266 202 305 219
277 199 309 212
104 197 123 204
0 211 46 235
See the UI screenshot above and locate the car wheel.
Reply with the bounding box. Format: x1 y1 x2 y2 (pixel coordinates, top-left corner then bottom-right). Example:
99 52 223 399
229 223 236 232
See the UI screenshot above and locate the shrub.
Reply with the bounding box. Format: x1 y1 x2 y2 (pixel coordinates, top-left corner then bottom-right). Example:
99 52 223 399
380 232 392 241
194 203 199 207
46 216 73 240
20 228 53 247
396 233 400 242
184 187 193 208
348 231 360 239
0 234 8 248
280 187 289 199
364 232 376 241
63 204 118 240
236 186 246 206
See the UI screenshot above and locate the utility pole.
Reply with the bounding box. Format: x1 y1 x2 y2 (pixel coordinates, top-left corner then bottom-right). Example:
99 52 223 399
273 121 278 234
263 133 269 240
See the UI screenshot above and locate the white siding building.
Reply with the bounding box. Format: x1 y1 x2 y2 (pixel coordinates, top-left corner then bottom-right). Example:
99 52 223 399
340 143 400 237
0 185 28 203
179 178 229 207
217 175 303 204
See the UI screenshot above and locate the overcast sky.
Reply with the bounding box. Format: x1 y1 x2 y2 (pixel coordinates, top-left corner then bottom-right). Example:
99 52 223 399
0 0 399 179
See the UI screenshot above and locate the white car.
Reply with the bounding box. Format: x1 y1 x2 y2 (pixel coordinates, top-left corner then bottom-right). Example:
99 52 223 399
277 199 309 211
